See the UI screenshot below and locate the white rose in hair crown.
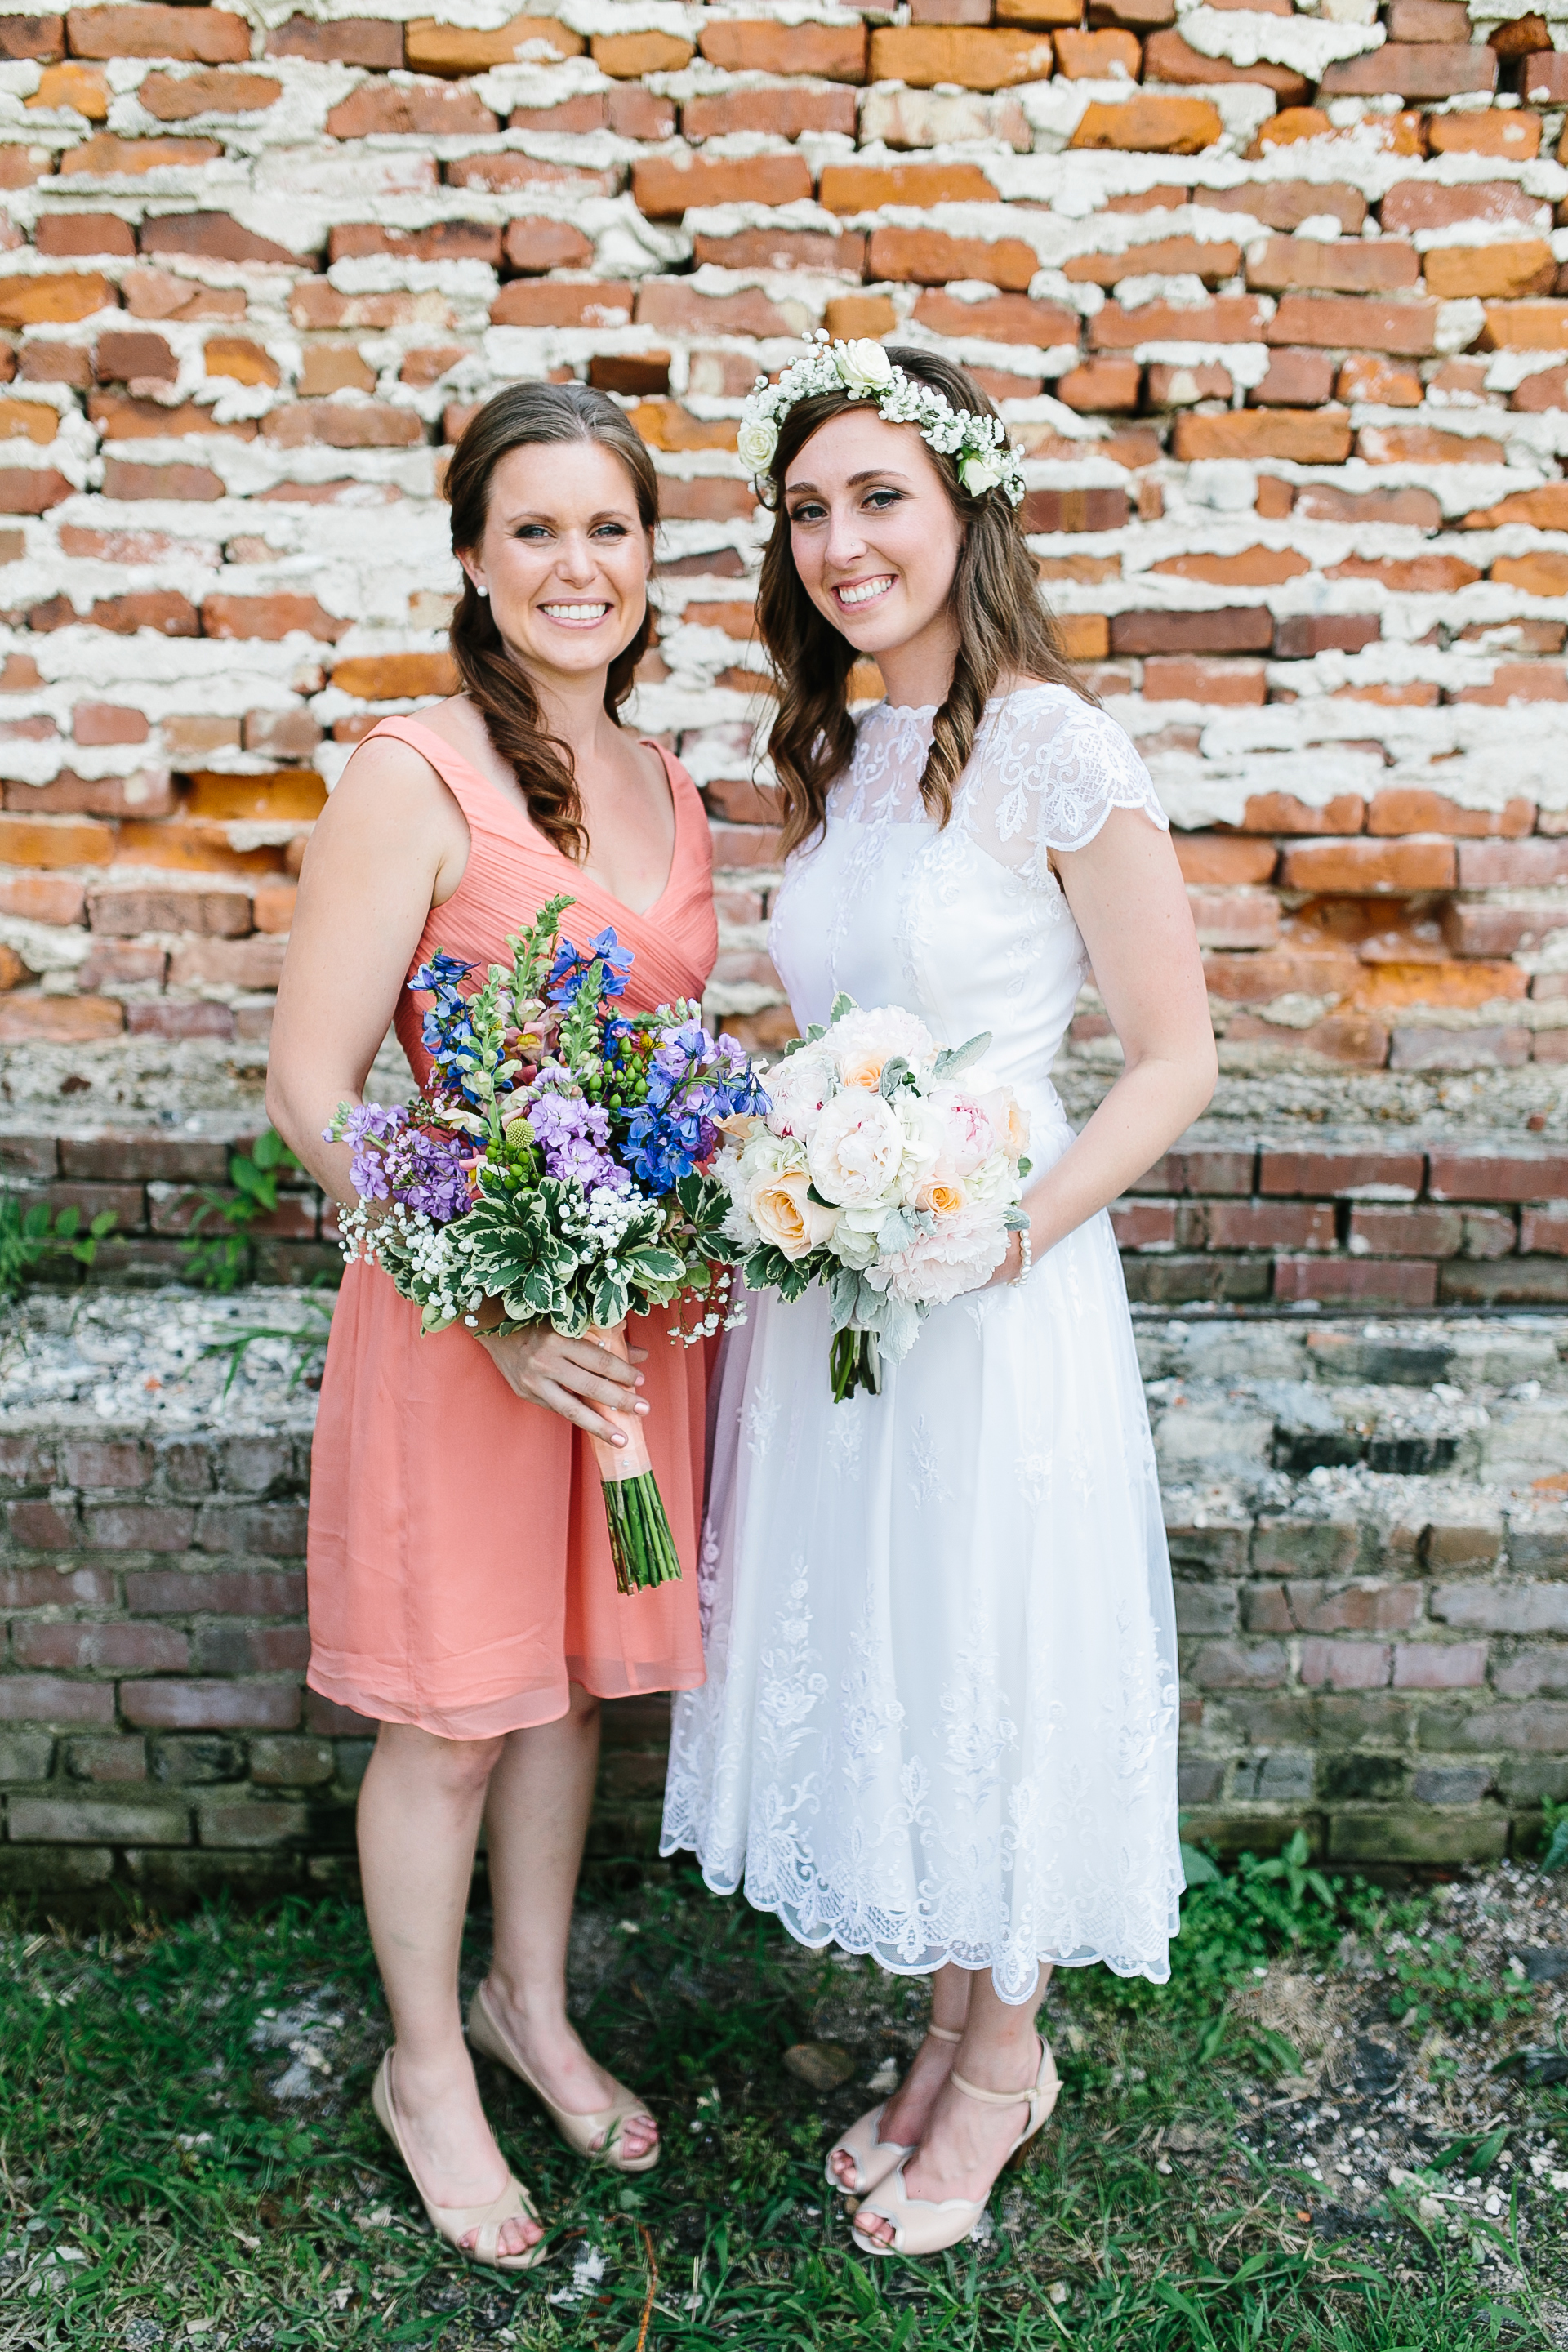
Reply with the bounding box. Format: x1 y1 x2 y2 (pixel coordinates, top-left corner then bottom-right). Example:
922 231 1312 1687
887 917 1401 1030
738 331 1027 510
715 995 1033 1402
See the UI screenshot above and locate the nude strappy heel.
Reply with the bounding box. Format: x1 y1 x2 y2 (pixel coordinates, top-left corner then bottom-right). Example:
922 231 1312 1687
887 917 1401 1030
467 1982 659 2174
849 2038 1060 2259
824 2022 963 2198
371 2051 546 2272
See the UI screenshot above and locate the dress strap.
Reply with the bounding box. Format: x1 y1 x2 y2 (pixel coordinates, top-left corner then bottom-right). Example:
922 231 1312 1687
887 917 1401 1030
358 715 505 828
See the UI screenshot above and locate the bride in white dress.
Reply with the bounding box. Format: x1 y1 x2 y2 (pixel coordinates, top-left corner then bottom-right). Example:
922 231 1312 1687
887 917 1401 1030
661 345 1217 2256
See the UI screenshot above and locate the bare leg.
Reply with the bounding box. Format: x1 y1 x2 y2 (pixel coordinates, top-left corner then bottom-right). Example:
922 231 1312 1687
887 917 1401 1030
829 1962 969 2194
853 1964 1054 2249
357 1722 541 2259
479 1685 657 2163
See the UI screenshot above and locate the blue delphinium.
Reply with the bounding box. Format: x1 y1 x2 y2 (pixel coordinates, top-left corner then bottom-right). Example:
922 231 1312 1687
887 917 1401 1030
621 1020 770 1194
411 951 479 1094
548 927 633 1009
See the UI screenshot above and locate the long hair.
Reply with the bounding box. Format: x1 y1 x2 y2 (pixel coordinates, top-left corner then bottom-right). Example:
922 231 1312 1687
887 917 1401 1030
755 348 1091 859
446 382 658 865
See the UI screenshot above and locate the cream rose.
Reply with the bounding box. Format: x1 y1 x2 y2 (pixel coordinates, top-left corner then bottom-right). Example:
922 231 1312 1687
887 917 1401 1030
737 414 779 474
837 339 894 394
959 452 1003 497
750 1167 840 1260
976 1085 1030 1165
807 1089 905 1208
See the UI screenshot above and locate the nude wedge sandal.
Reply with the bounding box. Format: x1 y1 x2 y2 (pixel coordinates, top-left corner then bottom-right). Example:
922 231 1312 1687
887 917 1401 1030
849 2038 1060 2260
371 2051 546 2273
824 2022 963 2198
467 1981 660 2174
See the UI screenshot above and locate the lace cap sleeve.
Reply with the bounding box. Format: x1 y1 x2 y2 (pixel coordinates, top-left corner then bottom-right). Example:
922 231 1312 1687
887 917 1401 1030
990 688 1169 864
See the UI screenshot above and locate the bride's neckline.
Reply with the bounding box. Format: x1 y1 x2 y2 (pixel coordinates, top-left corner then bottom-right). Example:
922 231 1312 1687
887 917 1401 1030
866 684 1063 722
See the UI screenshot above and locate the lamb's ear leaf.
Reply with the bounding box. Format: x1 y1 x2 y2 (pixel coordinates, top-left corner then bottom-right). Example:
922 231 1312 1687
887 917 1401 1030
877 1056 912 1099
931 1031 991 1080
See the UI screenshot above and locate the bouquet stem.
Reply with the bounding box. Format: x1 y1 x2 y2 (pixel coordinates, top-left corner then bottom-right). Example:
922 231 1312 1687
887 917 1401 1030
589 1324 682 1595
830 1326 882 1404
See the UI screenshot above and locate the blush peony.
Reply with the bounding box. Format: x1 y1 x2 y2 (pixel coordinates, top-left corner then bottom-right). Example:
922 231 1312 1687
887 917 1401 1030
869 1202 1010 1307
807 1090 905 1207
764 1049 836 1141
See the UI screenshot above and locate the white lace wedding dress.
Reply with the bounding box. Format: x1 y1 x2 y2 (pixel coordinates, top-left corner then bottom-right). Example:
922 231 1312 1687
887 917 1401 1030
661 683 1184 1998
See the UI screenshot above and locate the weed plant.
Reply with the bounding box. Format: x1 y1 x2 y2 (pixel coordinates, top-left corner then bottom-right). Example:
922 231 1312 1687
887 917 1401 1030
1 1855 1562 2350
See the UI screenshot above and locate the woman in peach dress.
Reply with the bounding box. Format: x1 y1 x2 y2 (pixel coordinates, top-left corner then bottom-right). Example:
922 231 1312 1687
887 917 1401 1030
268 385 715 2270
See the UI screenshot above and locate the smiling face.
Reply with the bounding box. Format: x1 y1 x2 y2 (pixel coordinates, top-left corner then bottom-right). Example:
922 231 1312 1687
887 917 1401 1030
782 406 964 696
458 437 653 693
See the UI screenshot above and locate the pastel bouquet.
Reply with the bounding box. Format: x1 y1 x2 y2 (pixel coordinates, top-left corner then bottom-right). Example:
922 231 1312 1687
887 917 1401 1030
329 893 766 1592
716 996 1031 1401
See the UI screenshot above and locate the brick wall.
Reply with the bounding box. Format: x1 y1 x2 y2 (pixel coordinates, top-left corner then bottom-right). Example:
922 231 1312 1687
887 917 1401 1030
0 1408 675 1908
0 0 1565 1141
3 1300 1566 1897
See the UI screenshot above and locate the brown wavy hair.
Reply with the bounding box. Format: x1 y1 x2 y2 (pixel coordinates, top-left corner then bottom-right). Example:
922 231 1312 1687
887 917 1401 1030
446 382 657 865
755 349 1092 858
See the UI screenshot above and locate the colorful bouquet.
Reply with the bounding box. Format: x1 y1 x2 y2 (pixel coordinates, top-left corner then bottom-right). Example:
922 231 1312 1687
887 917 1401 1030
715 996 1031 1401
329 893 766 1592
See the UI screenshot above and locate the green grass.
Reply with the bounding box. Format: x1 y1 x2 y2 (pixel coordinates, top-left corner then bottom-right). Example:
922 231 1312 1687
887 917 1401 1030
2 1855 1565 2350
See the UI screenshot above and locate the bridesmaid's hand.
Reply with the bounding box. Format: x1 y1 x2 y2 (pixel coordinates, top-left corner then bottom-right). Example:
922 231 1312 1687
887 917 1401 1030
471 1324 650 1443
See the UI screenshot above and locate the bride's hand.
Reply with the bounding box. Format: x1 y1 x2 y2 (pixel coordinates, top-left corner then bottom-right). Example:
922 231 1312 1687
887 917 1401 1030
982 1229 1029 1291
471 1323 650 1443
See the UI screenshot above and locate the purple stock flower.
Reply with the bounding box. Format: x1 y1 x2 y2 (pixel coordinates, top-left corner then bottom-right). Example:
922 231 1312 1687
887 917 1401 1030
525 1094 630 1196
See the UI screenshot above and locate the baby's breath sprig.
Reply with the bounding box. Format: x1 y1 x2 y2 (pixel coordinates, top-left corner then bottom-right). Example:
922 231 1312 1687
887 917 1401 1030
737 332 1026 509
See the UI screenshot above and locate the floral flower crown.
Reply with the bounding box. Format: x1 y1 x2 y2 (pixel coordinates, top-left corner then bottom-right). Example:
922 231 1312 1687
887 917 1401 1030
737 332 1027 510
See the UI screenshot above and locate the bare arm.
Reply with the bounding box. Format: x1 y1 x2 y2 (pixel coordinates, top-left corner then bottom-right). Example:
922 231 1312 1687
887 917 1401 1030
995 808 1217 1278
265 732 646 1443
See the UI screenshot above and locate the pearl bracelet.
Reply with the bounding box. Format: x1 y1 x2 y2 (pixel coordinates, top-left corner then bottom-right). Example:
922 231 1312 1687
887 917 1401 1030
1013 1225 1034 1286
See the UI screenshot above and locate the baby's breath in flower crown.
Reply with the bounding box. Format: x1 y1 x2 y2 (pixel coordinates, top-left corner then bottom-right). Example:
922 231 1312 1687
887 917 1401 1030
738 332 1027 510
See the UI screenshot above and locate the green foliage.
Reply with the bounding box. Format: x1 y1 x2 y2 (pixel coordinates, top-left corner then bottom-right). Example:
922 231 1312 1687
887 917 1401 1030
1160 1833 1341 2020
1388 1931 1535 2039
1539 1796 1568 1876
180 1128 301 1294
0 1188 117 1298
201 1281 334 1395
0 1874 1556 2352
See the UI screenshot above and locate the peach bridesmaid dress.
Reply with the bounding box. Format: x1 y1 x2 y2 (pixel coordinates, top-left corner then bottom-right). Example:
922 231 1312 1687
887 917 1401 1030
305 717 717 1738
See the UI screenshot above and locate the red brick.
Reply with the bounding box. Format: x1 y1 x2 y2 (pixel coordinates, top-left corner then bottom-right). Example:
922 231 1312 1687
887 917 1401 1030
1368 789 1533 837
1267 295 1438 355
1392 1642 1487 1689
1348 1204 1462 1257
13 1622 188 1672
1247 237 1420 296
0 16 63 60
490 281 635 330
60 1438 149 1488
1111 1200 1177 1249
635 283 796 341
1249 347 1336 407
1259 1147 1419 1204
133 217 301 276
1071 94 1223 152
1279 836 1455 893
1272 617 1380 659
1190 1640 1289 1689
1143 657 1267 706
325 78 497 137
266 15 401 66
1523 49 1568 99
688 87 856 140
0 1677 114 1725
6 1500 78 1549
1299 1639 1392 1689
1445 906 1568 960
61 1132 228 1182
1143 26 1307 94
699 19 866 77
1208 1201 1335 1250
304 1690 377 1734
1091 296 1266 350
1111 610 1272 656
1273 1257 1438 1303
65 5 249 61
0 1566 114 1610
1174 835 1278 885
35 212 132 258
196 1502 308 1555
1428 1148 1568 1203
125 1570 305 1615
119 1680 300 1731
1019 486 1129 533
1321 42 1496 96
87 887 250 938
867 227 1040 293
1520 1204 1568 1254
81 1504 195 1552
1286 1580 1422 1634
201 594 347 643
1457 838 1568 889
632 153 811 220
